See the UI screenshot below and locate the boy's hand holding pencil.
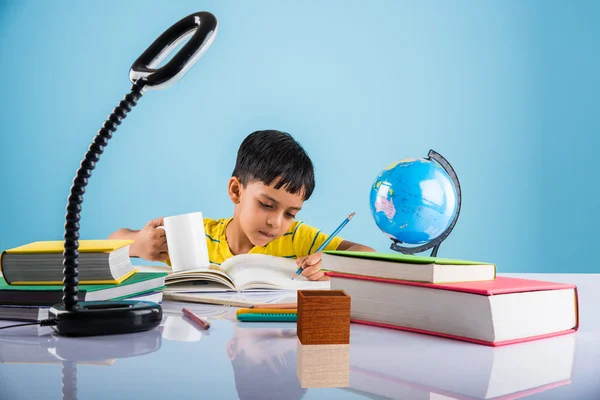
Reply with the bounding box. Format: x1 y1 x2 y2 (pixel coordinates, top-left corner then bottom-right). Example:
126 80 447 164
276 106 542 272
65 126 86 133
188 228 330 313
292 212 355 281
295 252 329 281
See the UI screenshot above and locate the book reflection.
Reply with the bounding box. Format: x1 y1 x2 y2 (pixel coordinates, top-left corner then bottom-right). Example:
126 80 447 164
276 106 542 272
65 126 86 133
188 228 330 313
344 326 576 400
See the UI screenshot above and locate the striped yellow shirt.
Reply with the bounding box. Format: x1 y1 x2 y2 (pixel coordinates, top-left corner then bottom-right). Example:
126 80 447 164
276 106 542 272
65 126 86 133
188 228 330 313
202 218 344 265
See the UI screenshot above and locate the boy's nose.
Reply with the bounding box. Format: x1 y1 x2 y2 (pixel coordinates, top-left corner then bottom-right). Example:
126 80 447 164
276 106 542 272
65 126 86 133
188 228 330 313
266 215 282 229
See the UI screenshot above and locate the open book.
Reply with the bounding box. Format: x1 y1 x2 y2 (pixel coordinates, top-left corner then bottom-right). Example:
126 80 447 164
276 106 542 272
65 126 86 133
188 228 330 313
137 253 330 293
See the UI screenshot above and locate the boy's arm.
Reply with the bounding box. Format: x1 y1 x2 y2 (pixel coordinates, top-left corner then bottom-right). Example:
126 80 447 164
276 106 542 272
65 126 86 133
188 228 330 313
108 228 142 258
108 228 139 241
291 222 377 257
108 218 168 261
336 240 376 252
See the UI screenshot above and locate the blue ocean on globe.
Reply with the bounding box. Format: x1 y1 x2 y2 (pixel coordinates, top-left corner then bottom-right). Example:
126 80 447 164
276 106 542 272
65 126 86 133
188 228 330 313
369 158 458 245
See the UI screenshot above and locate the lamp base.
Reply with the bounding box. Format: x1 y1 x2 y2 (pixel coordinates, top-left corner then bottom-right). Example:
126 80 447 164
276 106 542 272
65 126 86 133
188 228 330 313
49 300 162 337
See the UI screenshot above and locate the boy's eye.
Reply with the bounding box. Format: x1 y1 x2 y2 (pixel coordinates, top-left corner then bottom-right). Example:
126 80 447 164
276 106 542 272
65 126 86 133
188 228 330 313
285 212 296 219
259 201 273 209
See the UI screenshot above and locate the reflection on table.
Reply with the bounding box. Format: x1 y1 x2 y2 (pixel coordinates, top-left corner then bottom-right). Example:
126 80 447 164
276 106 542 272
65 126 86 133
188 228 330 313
344 325 576 399
226 322 306 400
0 329 162 400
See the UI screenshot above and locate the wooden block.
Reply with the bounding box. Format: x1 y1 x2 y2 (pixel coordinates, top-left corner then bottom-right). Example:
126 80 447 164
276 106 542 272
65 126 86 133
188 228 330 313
296 339 350 388
297 290 350 345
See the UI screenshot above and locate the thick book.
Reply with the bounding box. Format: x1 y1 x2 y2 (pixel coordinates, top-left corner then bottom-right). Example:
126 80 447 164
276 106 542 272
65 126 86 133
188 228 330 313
0 290 164 322
146 253 329 292
0 272 167 306
322 251 496 283
328 272 579 346
342 325 575 399
0 320 54 337
0 305 49 322
0 240 136 285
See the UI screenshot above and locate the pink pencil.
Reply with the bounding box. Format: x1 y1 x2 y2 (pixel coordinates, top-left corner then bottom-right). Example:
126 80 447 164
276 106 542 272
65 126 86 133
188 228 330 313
182 307 211 330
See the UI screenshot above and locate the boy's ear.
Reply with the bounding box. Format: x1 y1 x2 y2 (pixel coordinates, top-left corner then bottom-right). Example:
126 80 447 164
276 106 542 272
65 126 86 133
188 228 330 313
228 177 243 204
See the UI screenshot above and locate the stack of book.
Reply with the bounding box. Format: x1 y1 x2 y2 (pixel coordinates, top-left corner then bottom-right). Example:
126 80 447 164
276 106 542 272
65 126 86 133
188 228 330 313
322 251 579 346
0 240 167 325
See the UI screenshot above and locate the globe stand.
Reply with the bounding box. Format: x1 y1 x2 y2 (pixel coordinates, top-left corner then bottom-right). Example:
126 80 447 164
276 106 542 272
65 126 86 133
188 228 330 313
389 150 462 258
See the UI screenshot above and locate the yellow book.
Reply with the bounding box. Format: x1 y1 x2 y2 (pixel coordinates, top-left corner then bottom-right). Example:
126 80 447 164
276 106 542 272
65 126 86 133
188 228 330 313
3 240 133 254
1 240 136 285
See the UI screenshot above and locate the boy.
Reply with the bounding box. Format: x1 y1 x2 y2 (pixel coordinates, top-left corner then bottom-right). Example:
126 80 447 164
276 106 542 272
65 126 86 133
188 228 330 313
109 130 375 281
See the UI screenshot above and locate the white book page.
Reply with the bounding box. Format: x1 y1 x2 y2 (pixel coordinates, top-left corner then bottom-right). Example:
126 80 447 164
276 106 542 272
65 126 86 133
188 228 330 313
163 266 236 290
163 281 235 293
223 254 330 291
135 263 232 280
168 290 297 304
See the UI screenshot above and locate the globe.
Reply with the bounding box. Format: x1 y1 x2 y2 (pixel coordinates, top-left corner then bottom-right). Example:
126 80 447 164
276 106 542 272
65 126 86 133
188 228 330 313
369 157 458 245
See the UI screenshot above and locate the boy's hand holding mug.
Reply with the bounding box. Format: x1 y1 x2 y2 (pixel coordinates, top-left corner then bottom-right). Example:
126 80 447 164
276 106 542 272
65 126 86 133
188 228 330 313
130 217 169 262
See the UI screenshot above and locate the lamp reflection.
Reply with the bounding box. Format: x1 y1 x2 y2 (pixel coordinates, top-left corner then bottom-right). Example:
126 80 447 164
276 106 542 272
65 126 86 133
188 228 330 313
0 329 162 400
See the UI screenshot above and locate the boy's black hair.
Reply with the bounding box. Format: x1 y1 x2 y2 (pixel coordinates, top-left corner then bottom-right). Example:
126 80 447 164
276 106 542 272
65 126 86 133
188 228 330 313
232 130 315 200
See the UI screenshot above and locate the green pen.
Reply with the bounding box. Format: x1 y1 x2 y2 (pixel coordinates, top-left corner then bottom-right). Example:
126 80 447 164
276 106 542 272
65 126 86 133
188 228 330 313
237 313 297 322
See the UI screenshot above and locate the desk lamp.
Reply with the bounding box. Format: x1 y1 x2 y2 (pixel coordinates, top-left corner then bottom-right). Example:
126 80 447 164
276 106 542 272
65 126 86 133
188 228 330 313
47 11 218 336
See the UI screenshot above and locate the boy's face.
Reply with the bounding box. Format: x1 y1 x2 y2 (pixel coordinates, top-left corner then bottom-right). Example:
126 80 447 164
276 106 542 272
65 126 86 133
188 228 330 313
229 177 304 247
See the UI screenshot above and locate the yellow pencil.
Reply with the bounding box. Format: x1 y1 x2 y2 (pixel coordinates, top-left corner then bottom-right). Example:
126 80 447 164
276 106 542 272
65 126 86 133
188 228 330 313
236 308 297 316
249 303 297 309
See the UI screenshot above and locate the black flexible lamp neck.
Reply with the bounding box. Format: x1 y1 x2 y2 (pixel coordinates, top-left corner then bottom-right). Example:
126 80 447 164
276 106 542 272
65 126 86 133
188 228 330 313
62 81 146 310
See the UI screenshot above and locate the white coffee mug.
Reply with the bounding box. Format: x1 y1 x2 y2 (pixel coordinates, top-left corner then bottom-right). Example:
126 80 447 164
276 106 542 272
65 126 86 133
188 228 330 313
157 211 210 272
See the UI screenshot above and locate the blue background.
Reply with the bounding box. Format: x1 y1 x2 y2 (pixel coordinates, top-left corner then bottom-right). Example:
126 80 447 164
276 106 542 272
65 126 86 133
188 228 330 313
0 0 598 273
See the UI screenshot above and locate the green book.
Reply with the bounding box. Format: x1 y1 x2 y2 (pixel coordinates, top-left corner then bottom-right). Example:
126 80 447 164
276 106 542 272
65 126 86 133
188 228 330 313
323 250 493 265
321 251 496 283
0 272 167 306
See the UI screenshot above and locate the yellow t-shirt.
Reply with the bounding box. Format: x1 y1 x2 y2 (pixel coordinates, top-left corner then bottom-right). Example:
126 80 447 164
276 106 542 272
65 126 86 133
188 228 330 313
201 218 345 265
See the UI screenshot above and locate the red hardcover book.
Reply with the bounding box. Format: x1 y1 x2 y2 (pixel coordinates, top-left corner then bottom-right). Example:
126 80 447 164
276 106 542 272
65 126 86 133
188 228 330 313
327 273 579 346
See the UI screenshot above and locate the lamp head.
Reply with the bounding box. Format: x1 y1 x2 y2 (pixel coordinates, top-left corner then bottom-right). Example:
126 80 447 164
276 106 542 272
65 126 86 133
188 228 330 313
129 11 218 90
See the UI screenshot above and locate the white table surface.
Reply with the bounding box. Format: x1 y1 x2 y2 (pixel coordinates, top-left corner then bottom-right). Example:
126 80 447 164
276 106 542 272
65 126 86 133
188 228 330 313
1 273 598 400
